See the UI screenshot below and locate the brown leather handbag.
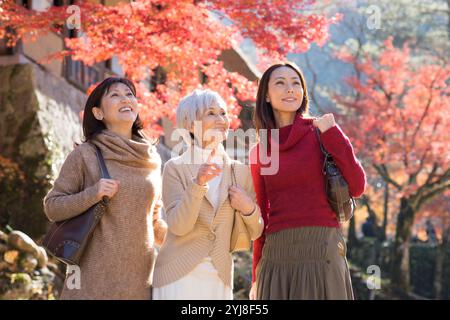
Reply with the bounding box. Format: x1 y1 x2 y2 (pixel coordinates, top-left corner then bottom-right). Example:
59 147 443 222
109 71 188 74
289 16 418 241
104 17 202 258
42 145 110 266
229 163 251 253
315 128 356 223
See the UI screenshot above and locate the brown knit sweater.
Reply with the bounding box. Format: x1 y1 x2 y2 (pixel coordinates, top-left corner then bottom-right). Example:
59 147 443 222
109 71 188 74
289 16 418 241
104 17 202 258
43 129 162 300
153 149 264 289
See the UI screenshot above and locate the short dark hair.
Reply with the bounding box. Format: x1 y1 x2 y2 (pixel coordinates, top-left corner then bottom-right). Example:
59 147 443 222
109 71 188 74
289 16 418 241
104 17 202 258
82 77 144 142
254 62 309 133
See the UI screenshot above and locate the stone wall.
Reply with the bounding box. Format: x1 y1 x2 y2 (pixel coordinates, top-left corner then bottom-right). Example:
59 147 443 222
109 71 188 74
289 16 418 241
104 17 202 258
0 63 85 239
0 229 64 300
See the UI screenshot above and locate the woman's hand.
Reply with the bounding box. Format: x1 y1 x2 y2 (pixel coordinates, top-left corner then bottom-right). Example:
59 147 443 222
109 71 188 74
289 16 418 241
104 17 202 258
312 113 336 133
229 185 255 216
154 219 168 247
249 282 257 300
152 198 167 246
95 178 120 201
195 149 222 186
153 198 163 220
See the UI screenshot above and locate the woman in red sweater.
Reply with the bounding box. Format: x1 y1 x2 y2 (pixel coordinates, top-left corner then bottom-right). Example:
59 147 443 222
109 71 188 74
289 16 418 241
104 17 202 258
249 62 366 300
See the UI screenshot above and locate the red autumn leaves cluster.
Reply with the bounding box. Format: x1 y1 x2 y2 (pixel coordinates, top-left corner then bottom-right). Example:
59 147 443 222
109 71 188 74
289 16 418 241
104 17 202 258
0 0 339 135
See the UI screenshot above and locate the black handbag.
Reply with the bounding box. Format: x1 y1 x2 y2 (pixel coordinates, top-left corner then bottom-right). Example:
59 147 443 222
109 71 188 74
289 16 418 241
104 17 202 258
315 128 356 223
42 145 110 266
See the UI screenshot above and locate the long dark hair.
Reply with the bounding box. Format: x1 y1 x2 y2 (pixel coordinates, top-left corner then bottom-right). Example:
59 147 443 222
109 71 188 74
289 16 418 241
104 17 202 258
254 62 309 133
82 77 144 142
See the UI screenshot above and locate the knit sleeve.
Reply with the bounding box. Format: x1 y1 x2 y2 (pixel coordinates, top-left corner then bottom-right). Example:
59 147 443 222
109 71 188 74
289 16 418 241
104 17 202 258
43 146 99 222
238 163 264 241
249 145 269 284
162 160 209 236
319 124 367 198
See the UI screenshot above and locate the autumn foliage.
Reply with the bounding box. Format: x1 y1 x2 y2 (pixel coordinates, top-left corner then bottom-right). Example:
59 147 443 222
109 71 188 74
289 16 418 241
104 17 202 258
0 0 340 133
335 37 449 291
337 37 449 203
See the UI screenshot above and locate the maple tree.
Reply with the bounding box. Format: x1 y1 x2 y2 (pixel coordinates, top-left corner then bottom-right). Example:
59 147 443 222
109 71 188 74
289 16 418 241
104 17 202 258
0 0 340 134
336 37 450 292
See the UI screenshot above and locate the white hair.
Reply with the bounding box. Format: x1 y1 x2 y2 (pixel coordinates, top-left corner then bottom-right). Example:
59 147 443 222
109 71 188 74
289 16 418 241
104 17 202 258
176 89 227 132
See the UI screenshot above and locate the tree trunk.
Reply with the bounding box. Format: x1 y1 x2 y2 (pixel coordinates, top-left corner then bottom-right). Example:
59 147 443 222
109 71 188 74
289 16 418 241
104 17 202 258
390 197 416 294
347 216 358 259
434 222 449 299
381 182 389 241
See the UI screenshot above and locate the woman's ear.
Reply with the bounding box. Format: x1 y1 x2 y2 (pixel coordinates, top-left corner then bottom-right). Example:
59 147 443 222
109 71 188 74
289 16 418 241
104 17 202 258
92 107 104 121
266 95 270 103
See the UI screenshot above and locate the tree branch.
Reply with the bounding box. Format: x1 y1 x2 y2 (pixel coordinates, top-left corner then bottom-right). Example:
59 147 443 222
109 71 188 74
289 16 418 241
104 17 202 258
409 75 440 152
373 164 402 191
361 195 377 217
409 119 440 184
416 181 450 211
413 166 450 208
304 53 326 114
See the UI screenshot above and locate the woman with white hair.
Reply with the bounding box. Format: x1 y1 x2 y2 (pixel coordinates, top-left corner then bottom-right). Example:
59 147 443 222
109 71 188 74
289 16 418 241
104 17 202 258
152 89 264 300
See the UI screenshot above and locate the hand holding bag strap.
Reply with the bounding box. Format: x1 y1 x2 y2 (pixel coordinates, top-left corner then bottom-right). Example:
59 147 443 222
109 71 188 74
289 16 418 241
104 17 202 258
314 127 355 222
42 144 112 266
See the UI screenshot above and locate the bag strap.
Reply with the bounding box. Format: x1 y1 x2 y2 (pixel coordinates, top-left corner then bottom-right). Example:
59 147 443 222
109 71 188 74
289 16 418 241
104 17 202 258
94 145 111 179
315 128 332 175
230 162 236 186
315 127 357 212
92 144 111 204
314 127 331 159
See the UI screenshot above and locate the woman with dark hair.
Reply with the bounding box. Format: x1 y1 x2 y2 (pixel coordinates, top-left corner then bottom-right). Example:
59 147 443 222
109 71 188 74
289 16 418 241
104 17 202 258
44 77 167 299
249 62 366 300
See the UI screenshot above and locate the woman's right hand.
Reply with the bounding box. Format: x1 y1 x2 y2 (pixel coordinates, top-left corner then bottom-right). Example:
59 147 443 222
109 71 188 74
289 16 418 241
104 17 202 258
249 282 257 300
95 178 120 201
195 149 222 186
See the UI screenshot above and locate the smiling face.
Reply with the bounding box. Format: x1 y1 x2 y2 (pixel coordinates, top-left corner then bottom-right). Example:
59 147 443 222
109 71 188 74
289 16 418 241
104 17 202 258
192 104 230 148
266 66 304 114
92 82 140 128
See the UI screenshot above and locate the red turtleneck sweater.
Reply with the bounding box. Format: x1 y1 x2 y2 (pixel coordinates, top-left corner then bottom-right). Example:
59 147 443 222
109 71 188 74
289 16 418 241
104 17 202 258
249 115 366 282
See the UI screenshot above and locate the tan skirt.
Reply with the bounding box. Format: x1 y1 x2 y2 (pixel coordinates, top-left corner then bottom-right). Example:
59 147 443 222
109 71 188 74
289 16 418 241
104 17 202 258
256 226 354 300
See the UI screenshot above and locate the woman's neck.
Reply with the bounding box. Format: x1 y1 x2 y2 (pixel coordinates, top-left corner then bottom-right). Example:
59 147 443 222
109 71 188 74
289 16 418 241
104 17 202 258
105 125 132 140
273 110 296 128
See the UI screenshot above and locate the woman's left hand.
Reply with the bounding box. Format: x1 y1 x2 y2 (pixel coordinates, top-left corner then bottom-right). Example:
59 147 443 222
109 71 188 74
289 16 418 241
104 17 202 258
152 198 167 246
153 199 163 221
229 185 255 216
313 113 336 133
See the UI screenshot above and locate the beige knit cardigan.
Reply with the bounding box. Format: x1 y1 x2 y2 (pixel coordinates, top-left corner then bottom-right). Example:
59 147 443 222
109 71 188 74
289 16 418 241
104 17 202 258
43 130 162 300
153 149 264 289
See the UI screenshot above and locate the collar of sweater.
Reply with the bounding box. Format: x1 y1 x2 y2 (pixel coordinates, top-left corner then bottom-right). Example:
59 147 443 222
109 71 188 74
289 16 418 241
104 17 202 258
175 142 232 211
269 114 315 152
91 129 161 169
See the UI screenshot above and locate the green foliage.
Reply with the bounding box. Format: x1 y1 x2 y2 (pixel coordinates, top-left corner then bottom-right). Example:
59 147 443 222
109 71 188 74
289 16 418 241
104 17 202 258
350 239 450 299
440 244 450 299
409 244 437 299
0 155 26 228
233 251 253 300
